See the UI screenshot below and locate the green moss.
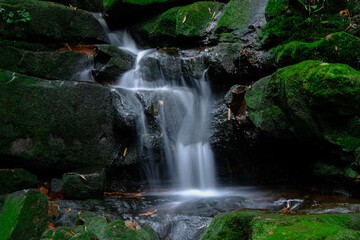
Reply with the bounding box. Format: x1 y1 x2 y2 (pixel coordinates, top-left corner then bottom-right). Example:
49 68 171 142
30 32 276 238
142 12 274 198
212 0 262 39
0 189 50 240
258 14 350 48
41 226 85 240
0 0 105 43
265 0 288 21
270 32 360 70
41 0 104 12
138 1 224 45
245 61 360 171
62 167 106 200
201 211 360 240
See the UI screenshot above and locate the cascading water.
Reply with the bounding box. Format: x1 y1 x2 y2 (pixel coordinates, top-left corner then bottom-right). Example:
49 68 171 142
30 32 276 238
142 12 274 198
96 14 216 191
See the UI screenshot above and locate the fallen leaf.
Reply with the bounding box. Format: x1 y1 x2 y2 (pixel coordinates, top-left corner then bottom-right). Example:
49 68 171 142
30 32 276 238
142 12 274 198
335 45 338 51
158 100 164 105
48 223 55 229
339 9 349 16
64 43 72 51
123 148 128 157
228 108 231 120
269 231 274 235
182 16 187 23
48 201 59 216
65 208 72 214
39 186 48 195
140 209 158 216
76 173 87 181
69 4 78 10
325 34 332 40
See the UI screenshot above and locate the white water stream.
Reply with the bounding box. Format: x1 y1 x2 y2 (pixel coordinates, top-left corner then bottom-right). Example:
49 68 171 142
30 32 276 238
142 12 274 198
94 13 216 191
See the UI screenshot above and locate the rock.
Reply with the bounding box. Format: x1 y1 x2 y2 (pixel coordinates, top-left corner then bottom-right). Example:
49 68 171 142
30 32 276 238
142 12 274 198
200 210 360 239
0 189 50 240
0 168 37 194
270 32 360 70
245 60 360 180
78 210 160 239
92 45 136 84
212 0 266 41
62 167 106 200
130 1 224 47
0 0 106 44
0 45 93 81
41 0 104 12
0 70 132 171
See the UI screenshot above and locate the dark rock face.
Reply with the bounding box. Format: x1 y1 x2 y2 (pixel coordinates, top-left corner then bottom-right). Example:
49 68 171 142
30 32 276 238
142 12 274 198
0 0 106 43
0 70 132 171
0 169 37 194
0 189 50 240
92 45 136 84
0 45 93 81
41 0 104 12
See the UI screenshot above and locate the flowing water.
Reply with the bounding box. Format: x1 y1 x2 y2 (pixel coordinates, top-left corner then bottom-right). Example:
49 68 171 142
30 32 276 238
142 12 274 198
95 13 216 191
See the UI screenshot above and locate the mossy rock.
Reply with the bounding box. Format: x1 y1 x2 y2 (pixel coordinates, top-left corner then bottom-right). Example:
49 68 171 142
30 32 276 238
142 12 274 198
200 210 360 240
270 31 360 70
0 45 92 81
92 45 136 84
0 168 37 194
245 60 360 180
132 1 224 47
212 0 264 40
78 211 160 239
258 14 350 48
40 0 104 12
0 70 123 171
0 189 50 240
0 0 106 44
62 167 106 200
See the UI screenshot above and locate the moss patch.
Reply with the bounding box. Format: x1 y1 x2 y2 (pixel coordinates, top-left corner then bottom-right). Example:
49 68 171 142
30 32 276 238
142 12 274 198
200 210 360 240
270 32 360 70
0 168 37 194
0 189 50 240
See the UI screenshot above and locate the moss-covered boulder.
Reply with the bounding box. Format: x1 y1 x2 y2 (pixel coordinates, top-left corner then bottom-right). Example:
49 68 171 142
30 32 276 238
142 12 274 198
41 226 93 240
0 189 50 240
245 60 360 180
62 167 106 200
41 0 104 12
131 1 224 47
0 70 125 171
0 168 37 194
92 45 136 84
0 0 106 44
77 211 160 240
0 45 93 81
212 0 265 41
200 210 360 240
270 32 360 70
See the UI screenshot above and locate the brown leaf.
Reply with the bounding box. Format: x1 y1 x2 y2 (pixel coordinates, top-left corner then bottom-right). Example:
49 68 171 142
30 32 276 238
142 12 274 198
65 208 72 214
182 16 187 24
48 223 55 229
325 34 332 40
123 148 128 157
335 45 338 51
269 231 274 235
76 173 87 181
140 209 158 216
227 108 231 120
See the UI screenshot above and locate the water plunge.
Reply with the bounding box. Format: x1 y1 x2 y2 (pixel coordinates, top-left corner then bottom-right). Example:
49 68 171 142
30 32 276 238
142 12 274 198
95 14 216 191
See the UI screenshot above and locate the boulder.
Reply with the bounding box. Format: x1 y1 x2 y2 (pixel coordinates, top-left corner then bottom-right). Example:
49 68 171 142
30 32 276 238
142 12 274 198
77 211 160 240
245 60 360 180
62 167 106 200
0 45 93 81
130 1 224 47
92 45 136 84
0 70 132 171
0 189 50 240
0 168 37 194
0 0 106 43
200 210 360 239
270 32 360 70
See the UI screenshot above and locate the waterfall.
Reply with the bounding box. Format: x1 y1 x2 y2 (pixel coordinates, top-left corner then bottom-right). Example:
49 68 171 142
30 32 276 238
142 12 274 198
95 14 216 191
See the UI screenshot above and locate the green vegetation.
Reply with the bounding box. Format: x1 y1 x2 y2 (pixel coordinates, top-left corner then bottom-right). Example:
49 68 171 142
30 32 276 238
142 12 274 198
270 32 360 70
0 190 50 240
0 169 37 194
200 210 360 240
